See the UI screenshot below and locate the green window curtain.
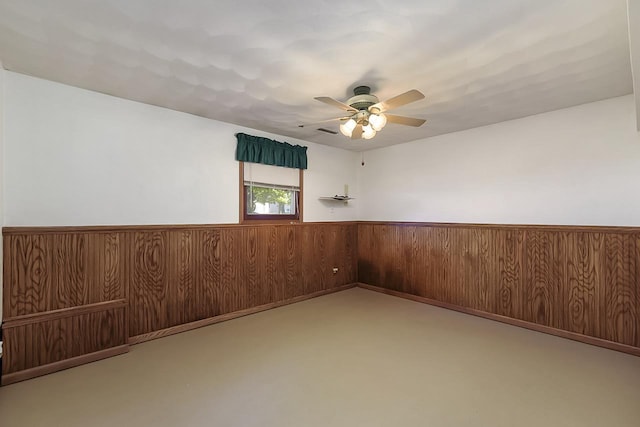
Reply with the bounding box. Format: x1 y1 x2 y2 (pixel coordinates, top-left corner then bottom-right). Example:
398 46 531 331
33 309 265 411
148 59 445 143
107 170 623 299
235 133 308 169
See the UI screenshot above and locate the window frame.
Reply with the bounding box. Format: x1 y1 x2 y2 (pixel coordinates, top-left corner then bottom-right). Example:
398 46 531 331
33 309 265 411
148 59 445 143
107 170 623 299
239 161 304 224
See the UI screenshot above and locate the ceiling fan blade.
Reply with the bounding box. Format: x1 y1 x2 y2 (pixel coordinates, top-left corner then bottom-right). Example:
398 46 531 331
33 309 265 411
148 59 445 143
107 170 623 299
385 114 426 127
370 89 425 112
314 97 357 112
298 116 350 128
351 124 363 139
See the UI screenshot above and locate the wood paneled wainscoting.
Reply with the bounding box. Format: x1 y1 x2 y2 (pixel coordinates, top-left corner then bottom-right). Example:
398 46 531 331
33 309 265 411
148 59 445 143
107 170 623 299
3 221 639 384
1 223 358 385
357 222 640 356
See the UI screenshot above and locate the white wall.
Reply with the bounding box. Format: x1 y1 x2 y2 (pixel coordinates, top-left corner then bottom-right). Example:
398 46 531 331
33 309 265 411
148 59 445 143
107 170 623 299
3 72 359 226
358 95 640 226
304 141 359 221
6 72 640 230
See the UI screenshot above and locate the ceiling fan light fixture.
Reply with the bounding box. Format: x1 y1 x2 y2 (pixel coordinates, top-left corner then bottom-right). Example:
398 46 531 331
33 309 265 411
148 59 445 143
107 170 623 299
369 113 387 131
362 124 376 139
340 118 357 137
314 86 425 141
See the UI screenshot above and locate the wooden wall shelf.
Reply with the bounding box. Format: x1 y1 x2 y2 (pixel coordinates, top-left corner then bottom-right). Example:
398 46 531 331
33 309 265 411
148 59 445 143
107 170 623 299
319 196 354 202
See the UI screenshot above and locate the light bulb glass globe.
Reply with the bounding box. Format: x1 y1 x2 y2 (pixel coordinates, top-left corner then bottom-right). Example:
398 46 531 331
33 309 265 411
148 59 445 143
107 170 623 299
340 118 357 137
369 113 387 131
362 124 376 139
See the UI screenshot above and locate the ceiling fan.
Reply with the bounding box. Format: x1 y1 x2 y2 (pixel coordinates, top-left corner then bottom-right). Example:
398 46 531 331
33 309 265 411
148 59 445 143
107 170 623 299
312 86 426 140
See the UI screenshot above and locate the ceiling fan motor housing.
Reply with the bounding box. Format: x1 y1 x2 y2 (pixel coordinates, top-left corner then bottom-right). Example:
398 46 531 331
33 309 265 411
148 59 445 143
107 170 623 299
347 85 379 110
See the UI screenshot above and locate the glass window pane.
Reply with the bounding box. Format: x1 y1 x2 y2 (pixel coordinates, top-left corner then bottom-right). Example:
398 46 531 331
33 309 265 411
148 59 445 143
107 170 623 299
246 185 297 215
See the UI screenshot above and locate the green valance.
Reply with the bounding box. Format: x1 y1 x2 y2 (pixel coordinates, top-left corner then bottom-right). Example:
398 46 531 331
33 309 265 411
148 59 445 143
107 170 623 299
235 133 308 169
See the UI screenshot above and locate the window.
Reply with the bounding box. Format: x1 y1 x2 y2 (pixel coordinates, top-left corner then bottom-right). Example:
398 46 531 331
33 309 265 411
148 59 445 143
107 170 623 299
246 184 298 217
240 161 303 222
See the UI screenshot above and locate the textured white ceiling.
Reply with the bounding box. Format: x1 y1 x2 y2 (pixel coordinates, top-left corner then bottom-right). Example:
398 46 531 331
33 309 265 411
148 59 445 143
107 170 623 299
0 0 633 151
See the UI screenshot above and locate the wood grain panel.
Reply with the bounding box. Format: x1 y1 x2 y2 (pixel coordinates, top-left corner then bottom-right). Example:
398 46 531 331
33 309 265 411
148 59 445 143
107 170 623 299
280 226 300 300
344 224 358 283
52 233 87 308
125 224 357 338
4 233 126 318
474 228 495 314
603 234 638 346
3 223 357 384
336 224 358 287
8 220 636 382
565 232 604 337
125 223 356 339
429 227 450 302
2 304 126 375
5 234 52 317
302 225 324 295
496 230 523 320
199 229 221 320
219 227 242 315
130 231 168 336
356 223 375 286
446 227 465 306
91 233 126 302
523 230 565 328
397 226 413 295
357 222 640 355
167 230 195 328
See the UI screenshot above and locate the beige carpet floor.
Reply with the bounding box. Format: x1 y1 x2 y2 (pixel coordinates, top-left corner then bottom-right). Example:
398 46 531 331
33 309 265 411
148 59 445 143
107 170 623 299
1 287 639 427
